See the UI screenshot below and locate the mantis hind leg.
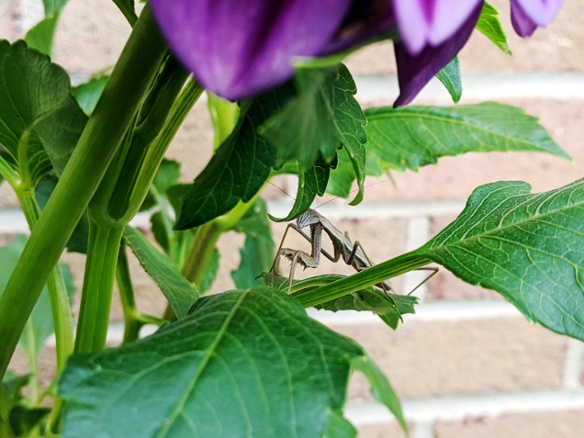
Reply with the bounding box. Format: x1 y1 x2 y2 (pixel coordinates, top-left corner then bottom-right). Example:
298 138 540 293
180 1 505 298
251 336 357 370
406 266 439 296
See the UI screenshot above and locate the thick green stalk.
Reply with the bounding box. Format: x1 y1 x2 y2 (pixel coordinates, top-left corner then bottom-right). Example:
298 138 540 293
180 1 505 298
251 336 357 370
0 5 168 380
292 252 432 307
75 219 125 352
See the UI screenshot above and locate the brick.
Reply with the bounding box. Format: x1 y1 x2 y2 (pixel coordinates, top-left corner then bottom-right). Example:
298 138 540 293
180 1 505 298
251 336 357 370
345 0 584 75
329 317 567 399
360 98 584 202
8 346 57 402
0 181 19 208
435 410 584 438
357 421 408 438
0 1 21 42
52 0 133 74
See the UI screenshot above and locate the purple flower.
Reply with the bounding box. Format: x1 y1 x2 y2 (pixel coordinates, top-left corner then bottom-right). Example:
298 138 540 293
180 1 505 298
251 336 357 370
151 0 563 106
511 0 563 37
391 0 483 55
391 0 483 106
150 0 393 101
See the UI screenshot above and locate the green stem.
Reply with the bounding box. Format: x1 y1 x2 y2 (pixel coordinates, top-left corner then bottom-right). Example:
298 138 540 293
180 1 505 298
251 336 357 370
23 321 39 402
111 0 138 26
10 186 74 434
0 4 168 380
75 219 124 353
116 242 142 344
292 252 432 308
125 78 204 222
14 186 75 367
0 155 19 186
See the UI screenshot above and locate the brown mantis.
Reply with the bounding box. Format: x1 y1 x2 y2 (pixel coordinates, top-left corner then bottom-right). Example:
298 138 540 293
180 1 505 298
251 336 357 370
270 206 438 297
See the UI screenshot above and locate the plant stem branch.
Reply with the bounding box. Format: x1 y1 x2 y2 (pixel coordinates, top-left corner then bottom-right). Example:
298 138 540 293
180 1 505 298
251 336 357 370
292 252 432 307
75 220 124 352
0 4 168 380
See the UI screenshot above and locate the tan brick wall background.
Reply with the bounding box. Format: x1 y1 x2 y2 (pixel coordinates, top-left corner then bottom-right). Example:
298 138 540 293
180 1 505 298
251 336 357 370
2 1 584 437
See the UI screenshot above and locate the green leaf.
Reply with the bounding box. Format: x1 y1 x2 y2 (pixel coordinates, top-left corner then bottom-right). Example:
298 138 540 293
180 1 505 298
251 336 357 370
435 56 462 103
71 75 109 115
272 156 331 222
24 15 60 57
417 179 584 340
152 158 181 195
123 226 199 319
1 373 50 438
316 285 418 330
352 355 407 434
365 102 569 172
261 67 340 167
43 0 69 15
477 2 512 55
321 409 357 438
231 199 275 288
59 287 369 437
261 65 367 204
0 40 87 184
25 0 70 56
110 0 138 25
175 94 281 229
0 235 75 354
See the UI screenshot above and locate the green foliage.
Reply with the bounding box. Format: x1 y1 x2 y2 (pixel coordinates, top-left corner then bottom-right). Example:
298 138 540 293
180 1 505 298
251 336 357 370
24 0 70 57
365 102 568 172
418 179 584 339
272 156 331 222
231 199 275 289
59 287 405 437
317 284 417 330
71 75 109 115
436 57 462 103
0 235 75 355
477 2 512 55
0 40 86 186
175 94 280 229
124 226 199 319
177 64 367 228
1 373 50 437
1 5 581 437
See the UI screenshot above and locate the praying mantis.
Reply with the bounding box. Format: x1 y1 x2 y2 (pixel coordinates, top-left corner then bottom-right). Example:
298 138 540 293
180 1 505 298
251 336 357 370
270 206 438 298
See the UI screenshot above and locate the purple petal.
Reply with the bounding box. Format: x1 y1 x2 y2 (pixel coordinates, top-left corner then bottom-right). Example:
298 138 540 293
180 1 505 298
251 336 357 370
393 3 481 107
513 0 563 27
320 0 395 55
392 0 483 55
510 1 538 37
151 0 352 100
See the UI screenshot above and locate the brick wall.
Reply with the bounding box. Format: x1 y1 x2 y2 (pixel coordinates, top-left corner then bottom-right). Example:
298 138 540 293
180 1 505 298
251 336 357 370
2 1 584 437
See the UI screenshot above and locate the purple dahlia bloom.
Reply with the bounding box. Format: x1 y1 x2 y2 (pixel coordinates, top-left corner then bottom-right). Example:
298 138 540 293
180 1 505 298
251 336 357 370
511 0 563 37
150 0 393 101
151 0 563 106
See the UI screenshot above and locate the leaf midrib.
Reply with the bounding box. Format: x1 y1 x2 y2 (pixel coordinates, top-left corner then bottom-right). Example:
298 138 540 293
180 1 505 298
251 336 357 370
156 291 250 437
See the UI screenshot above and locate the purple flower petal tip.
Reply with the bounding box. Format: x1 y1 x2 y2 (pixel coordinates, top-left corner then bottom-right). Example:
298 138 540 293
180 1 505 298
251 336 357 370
392 0 483 55
511 0 563 37
393 3 482 107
